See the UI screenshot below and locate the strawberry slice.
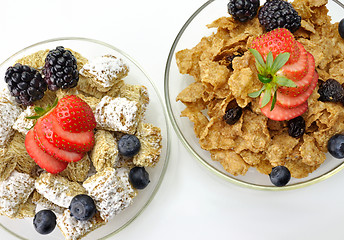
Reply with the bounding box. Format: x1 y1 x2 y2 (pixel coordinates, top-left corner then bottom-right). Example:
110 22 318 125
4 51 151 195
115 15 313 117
35 116 85 162
277 70 318 108
251 28 300 64
25 129 68 174
52 95 96 133
277 41 309 82
278 52 315 96
260 97 308 121
48 114 95 153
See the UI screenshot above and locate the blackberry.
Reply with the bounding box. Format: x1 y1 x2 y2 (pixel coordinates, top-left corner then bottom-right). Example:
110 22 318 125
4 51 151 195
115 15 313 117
227 0 260 22
318 79 344 103
4 63 47 106
287 116 305 138
223 106 243 125
43 46 79 91
258 0 301 33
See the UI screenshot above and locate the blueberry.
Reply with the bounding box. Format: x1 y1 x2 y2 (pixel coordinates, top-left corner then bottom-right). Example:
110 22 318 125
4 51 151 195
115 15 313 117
328 134 344 159
269 166 291 187
129 167 150 189
33 210 56 235
118 134 141 157
339 19 344 39
69 194 97 221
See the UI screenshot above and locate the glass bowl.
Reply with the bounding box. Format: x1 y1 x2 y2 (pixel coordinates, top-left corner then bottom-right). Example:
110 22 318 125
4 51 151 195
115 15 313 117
165 0 344 190
0 37 170 239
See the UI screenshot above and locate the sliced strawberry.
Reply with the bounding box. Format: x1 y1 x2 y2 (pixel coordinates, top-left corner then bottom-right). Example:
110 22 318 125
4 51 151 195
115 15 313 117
25 129 68 174
278 52 315 96
35 117 85 162
251 28 300 64
276 71 318 108
48 114 95 152
277 41 309 82
52 95 96 133
260 97 308 121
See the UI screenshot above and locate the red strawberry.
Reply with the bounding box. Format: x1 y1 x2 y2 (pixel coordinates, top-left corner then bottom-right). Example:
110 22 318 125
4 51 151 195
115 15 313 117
251 28 300 64
43 114 94 153
260 96 308 121
276 71 318 108
35 117 85 162
278 52 315 96
52 95 96 133
25 129 68 174
277 41 309 82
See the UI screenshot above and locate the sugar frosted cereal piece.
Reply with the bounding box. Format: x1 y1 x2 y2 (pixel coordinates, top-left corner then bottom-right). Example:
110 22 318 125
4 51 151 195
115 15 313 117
94 96 140 134
12 106 36 135
7 132 37 176
0 147 17 181
56 88 79 100
60 154 91 182
0 88 22 147
35 173 86 208
239 150 265 166
176 82 205 104
67 49 89 71
300 134 326 166
133 122 162 167
76 93 100 112
83 167 136 222
90 130 118 172
32 191 65 214
15 49 49 70
210 149 249 176
284 160 320 179
180 107 209 138
14 193 36 219
0 171 35 218
80 55 129 92
118 84 149 121
199 60 230 90
57 209 105 240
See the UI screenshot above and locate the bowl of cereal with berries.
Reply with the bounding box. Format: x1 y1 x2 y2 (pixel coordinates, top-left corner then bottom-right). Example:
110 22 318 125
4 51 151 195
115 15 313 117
0 37 170 239
165 0 344 189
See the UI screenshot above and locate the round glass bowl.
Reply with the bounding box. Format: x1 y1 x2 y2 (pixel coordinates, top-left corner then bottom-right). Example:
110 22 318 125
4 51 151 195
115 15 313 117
165 0 344 190
0 37 170 239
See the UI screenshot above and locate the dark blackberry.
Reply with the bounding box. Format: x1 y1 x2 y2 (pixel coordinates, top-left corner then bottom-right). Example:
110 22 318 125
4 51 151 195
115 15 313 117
318 79 344 103
4 63 47 106
258 0 301 33
43 46 79 91
227 0 260 22
287 116 305 138
223 106 243 125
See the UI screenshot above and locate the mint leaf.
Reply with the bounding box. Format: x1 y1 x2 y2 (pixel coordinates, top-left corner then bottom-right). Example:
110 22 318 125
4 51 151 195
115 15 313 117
248 85 266 98
261 88 272 108
249 48 266 71
275 75 297 88
271 52 290 74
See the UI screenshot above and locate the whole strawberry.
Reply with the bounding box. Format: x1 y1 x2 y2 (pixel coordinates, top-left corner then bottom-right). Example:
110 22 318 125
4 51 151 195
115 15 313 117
52 95 96 133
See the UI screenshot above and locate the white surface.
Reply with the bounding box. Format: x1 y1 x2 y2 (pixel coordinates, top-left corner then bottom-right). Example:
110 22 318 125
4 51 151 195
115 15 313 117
1 0 344 240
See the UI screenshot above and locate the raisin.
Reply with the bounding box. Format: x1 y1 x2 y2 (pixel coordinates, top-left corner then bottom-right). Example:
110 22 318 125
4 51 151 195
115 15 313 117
287 116 305 138
318 79 344 103
223 106 243 125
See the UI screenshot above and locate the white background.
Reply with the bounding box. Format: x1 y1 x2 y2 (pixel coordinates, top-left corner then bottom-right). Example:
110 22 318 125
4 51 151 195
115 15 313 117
1 0 344 240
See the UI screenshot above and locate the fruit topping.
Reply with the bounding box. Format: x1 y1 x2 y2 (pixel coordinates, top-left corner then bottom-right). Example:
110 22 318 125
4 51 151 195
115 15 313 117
4 63 47 106
269 166 291 187
318 79 344 103
129 167 150 189
227 0 260 22
69 194 97 221
25 129 68 174
223 106 243 125
118 134 141 157
328 134 344 159
339 19 344 39
43 46 79 91
226 51 244 70
33 210 57 235
258 0 301 33
52 95 96 133
287 116 305 138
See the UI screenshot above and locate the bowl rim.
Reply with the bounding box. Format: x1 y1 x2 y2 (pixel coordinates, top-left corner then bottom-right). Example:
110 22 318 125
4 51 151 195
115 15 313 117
0 36 171 239
164 0 344 191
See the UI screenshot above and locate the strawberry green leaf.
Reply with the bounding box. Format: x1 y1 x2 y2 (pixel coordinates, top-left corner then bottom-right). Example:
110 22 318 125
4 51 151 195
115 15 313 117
275 75 297 87
270 89 277 111
261 87 272 108
266 52 274 70
34 107 45 115
249 48 266 70
248 85 266 98
26 115 41 120
258 74 272 83
271 52 290 74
